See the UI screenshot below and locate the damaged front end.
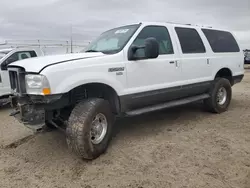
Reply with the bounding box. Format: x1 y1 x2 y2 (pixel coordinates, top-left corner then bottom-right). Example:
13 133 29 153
8 67 68 132
10 96 46 131
8 67 45 131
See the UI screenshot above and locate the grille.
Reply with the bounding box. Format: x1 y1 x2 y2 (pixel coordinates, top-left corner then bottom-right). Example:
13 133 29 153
9 70 20 93
8 68 26 94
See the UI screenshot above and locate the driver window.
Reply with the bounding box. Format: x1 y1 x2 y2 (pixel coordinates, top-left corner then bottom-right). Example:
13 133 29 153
5 53 18 64
132 26 174 58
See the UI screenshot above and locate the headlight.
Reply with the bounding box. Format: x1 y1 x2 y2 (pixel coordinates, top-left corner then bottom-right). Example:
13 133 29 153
25 74 51 95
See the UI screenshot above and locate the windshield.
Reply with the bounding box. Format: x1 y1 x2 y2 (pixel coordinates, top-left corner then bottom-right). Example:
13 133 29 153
83 24 140 54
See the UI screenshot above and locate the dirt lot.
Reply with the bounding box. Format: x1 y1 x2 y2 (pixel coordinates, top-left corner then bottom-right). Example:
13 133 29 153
1 72 250 188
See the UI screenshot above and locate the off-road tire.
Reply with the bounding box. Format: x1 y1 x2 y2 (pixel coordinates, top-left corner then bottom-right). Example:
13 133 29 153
204 78 232 113
66 98 114 160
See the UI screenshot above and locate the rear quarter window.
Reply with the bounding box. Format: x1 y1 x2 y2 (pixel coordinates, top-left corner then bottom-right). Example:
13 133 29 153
202 29 240 53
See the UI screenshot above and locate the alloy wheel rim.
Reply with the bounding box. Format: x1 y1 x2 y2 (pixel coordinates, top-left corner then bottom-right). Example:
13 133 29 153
90 113 108 144
217 87 227 105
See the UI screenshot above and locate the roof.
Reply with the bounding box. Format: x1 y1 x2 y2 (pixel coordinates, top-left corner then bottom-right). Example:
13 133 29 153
138 21 228 32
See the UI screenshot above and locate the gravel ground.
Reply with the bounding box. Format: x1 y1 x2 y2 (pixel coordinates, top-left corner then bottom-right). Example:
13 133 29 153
0 71 250 188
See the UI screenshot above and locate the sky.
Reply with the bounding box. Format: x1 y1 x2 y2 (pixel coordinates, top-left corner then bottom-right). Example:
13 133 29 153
0 0 250 49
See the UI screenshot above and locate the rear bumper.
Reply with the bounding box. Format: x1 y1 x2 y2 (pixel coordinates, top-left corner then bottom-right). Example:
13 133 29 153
232 74 244 85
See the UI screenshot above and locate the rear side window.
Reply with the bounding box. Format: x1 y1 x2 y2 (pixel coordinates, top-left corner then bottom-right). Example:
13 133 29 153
202 29 240 53
175 27 206 54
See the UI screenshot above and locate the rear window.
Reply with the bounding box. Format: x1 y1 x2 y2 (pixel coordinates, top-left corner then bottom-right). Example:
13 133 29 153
202 29 240 53
175 27 206 54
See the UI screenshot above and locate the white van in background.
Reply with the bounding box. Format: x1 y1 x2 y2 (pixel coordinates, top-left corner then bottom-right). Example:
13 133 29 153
0 47 44 105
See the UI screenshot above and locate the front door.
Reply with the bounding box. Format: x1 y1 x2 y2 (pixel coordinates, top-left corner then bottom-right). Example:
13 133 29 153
124 25 182 110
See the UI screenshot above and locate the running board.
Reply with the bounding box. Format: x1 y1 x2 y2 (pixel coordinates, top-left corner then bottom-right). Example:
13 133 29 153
125 94 210 116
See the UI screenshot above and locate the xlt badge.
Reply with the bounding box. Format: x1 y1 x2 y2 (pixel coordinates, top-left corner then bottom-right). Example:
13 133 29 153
108 67 125 72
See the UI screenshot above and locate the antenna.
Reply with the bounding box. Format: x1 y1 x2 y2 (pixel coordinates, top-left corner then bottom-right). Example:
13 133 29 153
70 24 73 53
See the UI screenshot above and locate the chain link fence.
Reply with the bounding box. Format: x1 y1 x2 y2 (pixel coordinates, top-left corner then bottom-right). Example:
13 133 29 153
0 39 90 55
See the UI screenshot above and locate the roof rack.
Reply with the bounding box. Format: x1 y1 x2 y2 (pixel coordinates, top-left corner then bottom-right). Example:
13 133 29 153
166 21 192 26
166 21 213 28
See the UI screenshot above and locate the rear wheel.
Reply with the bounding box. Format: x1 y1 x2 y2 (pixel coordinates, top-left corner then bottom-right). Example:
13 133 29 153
66 98 114 160
204 78 232 113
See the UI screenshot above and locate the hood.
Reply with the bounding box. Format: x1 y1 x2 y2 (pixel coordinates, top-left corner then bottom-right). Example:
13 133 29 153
8 52 105 73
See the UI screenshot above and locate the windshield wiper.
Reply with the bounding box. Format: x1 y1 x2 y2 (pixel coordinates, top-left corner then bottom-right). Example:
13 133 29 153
85 50 100 52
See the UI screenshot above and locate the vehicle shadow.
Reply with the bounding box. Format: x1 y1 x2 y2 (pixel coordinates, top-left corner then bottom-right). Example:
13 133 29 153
9 99 240 164
113 98 242 137
9 102 207 161
0 103 11 111
113 101 207 138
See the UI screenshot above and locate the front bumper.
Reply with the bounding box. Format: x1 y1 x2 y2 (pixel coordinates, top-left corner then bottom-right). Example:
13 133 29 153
10 96 46 131
9 94 67 131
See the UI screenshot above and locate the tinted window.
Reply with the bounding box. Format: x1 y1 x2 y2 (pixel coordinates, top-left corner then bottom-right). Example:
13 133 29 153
202 29 240 53
132 26 174 58
175 27 206 54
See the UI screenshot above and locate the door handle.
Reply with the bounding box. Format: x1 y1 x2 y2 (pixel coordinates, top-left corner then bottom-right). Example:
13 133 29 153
169 61 179 68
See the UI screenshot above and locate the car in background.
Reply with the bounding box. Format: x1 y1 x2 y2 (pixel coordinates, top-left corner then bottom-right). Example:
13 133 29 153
0 47 44 105
244 50 250 64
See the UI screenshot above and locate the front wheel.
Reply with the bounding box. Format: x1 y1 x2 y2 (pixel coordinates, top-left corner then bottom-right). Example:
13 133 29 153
66 98 114 160
204 78 232 113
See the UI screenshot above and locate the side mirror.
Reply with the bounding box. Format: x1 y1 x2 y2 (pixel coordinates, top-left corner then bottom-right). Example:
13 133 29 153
1 58 16 71
1 62 7 71
128 37 159 60
144 37 159 59
6 58 16 64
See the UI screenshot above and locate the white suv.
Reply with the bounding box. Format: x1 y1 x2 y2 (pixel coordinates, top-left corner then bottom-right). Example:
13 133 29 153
8 22 244 160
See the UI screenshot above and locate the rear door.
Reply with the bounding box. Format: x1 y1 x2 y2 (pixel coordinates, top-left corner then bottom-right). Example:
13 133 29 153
174 27 212 96
0 50 37 96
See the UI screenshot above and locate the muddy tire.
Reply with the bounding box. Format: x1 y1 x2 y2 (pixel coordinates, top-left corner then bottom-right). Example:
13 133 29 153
204 78 232 113
66 98 114 160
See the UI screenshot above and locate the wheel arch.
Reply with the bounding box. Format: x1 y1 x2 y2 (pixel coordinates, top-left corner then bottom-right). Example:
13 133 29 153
214 68 233 85
67 82 121 114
